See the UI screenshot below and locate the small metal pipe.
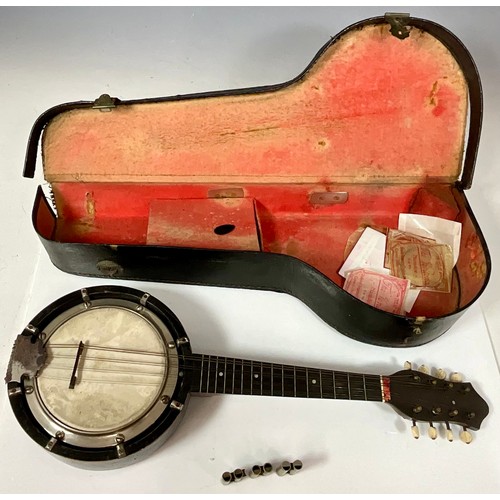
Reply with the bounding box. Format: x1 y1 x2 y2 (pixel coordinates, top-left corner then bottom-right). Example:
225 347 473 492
233 468 246 482
221 468 247 484
249 465 262 478
262 463 273 475
221 471 232 485
276 461 291 476
289 460 303 475
249 463 273 478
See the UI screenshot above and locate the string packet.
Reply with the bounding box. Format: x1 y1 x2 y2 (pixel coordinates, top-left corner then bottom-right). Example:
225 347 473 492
384 229 436 268
389 242 453 293
384 229 437 310
343 268 410 315
339 227 388 278
398 214 462 266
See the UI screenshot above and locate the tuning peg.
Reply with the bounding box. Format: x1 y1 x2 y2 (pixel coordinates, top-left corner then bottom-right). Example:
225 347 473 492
445 422 454 442
404 361 412 370
411 420 420 439
418 365 429 374
427 422 438 440
459 427 473 444
450 372 463 383
435 368 447 380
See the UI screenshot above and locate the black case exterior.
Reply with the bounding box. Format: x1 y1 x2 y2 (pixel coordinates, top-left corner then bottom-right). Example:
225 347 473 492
31 186 490 348
24 16 491 348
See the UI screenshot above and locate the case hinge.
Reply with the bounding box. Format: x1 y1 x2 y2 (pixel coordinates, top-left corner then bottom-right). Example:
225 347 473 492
385 12 410 40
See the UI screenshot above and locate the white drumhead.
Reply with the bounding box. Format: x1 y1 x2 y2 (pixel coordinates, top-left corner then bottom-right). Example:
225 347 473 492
36 306 167 434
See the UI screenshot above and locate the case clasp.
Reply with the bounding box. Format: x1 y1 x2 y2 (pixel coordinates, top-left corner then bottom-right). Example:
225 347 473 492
92 93 117 112
385 12 410 40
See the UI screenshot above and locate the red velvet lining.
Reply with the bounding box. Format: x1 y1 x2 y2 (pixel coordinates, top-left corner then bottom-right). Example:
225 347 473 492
42 25 466 185
48 181 487 317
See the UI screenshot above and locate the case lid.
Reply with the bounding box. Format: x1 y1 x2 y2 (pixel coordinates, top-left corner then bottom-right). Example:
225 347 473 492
26 15 482 188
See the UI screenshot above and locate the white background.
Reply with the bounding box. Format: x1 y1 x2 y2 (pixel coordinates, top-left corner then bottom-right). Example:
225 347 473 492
0 6 499 493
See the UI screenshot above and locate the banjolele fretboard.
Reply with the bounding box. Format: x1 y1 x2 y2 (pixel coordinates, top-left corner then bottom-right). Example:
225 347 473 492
184 353 384 402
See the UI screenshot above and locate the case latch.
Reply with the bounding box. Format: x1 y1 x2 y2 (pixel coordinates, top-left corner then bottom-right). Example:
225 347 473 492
385 12 410 40
92 93 117 112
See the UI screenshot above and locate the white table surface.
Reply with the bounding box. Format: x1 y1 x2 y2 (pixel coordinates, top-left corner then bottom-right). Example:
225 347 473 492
1 6 499 494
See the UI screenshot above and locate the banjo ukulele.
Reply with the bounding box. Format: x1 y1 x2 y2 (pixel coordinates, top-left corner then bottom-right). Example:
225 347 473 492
5 285 489 469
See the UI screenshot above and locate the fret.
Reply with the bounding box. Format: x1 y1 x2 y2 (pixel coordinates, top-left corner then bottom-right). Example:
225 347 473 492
214 357 220 394
262 362 272 396
198 354 205 393
240 359 245 395
251 361 263 396
205 355 210 393
224 358 234 394
271 362 274 396
232 358 236 394
188 355 202 394
335 372 349 399
283 365 295 398
250 360 253 395
307 368 322 399
242 358 252 395
207 356 217 394
233 358 242 395
349 373 368 401
223 358 227 394
215 357 226 394
362 374 367 401
365 375 384 402
272 364 283 397
320 369 334 398
294 366 307 398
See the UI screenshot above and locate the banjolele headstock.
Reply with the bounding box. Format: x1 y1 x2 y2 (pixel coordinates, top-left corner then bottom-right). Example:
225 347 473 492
386 363 489 442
